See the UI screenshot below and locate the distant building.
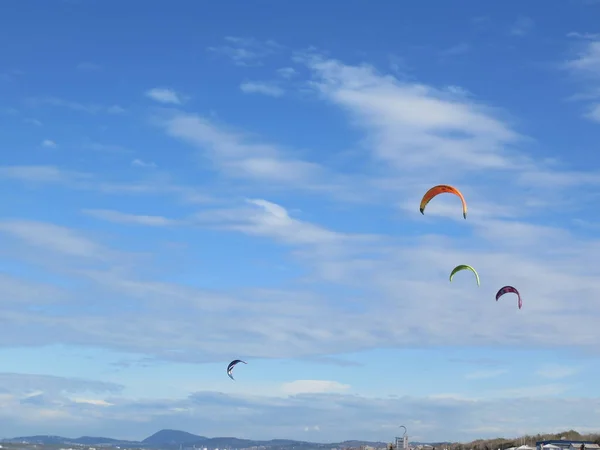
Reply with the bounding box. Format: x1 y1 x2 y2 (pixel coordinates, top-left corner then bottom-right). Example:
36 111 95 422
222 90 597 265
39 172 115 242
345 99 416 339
536 440 598 450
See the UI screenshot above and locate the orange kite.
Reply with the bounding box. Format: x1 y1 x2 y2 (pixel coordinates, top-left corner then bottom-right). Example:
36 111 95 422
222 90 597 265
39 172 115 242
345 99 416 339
419 185 467 219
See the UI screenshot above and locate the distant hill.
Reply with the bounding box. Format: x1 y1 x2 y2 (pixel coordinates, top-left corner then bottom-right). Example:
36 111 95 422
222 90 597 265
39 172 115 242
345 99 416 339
4 430 389 448
8 434 138 446
8 436 68 445
143 429 208 445
73 436 130 445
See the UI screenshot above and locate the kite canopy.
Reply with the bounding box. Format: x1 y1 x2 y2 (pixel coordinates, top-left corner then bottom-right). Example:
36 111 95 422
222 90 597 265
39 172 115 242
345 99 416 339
449 264 480 286
419 185 468 219
496 286 522 309
226 359 247 380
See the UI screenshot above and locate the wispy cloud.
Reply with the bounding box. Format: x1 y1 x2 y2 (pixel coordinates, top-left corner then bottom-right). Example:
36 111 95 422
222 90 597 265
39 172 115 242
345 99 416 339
566 31 600 40
489 383 570 398
0 372 122 395
471 16 490 28
41 139 57 148
82 209 181 227
441 43 471 57
0 273 68 306
0 165 210 203
83 140 131 154
208 36 283 66
145 87 184 105
564 35 600 122
194 199 358 246
586 103 600 122
161 113 324 184
293 52 600 216
535 364 580 379
0 69 23 82
0 165 88 184
158 110 371 202
76 62 102 71
0 220 110 260
24 118 42 126
299 53 523 174
510 16 535 36
280 380 351 395
27 96 125 115
131 158 157 168
565 39 600 75
240 81 284 97
1 377 599 441
465 369 508 380
277 67 297 79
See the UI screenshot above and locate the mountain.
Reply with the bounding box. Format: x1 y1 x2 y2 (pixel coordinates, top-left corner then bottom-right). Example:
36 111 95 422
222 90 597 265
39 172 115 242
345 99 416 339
6 434 138 445
73 436 132 445
8 436 68 445
4 430 392 448
143 430 208 445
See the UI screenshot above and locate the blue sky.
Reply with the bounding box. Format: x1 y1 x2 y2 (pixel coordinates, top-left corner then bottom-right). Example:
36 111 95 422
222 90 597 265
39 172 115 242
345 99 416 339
2 0 600 442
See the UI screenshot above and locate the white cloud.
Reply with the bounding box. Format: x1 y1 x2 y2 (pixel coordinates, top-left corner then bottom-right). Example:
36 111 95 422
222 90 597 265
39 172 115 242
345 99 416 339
83 140 130 153
280 380 351 395
41 139 56 148
161 113 324 184
145 87 184 105
82 209 180 226
131 158 157 168
490 384 570 398
0 165 211 203
0 165 88 184
70 397 113 406
107 105 126 114
510 16 535 36
586 103 600 122
1 379 600 440
277 67 297 78
536 364 580 379
441 43 471 56
240 81 284 97
567 31 600 40
0 69 23 82
0 372 122 395
472 16 490 27
27 96 125 115
0 220 109 260
193 198 368 246
566 39 600 75
293 54 599 211
76 62 102 71
565 36 600 122
300 54 523 174
0 273 67 305
465 369 508 380
208 36 282 66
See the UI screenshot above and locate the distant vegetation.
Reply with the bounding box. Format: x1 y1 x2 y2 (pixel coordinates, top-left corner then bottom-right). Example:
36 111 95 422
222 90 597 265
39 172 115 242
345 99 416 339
5 429 600 450
3 429 388 449
446 430 600 450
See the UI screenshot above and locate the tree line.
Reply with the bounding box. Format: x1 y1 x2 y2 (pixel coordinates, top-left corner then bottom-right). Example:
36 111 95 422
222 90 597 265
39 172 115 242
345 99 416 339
445 430 600 450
